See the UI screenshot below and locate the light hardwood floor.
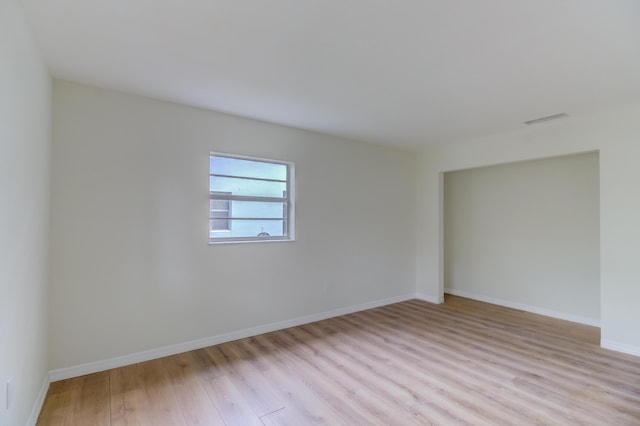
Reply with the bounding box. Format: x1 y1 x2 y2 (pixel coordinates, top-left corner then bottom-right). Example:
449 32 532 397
38 295 640 425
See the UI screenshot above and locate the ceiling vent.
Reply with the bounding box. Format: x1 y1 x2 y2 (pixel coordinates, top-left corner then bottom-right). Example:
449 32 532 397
524 113 569 125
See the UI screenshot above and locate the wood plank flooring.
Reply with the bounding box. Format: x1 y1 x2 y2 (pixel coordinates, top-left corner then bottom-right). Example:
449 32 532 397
37 295 640 425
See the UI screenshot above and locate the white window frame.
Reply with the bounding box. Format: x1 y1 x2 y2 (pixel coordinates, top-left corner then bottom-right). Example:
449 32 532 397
209 152 295 244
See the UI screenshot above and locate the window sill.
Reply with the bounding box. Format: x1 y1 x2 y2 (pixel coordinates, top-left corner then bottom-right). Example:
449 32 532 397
208 237 296 245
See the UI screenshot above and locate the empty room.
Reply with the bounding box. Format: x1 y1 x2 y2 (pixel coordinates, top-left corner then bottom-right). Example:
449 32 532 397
3 0 640 425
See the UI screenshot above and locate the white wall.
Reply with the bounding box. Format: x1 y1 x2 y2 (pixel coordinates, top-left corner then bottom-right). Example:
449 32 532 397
417 102 640 354
50 80 417 370
444 153 600 324
0 0 52 424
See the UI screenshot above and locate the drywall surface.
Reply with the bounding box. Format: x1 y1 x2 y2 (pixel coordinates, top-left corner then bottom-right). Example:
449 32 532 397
50 80 417 369
417 102 640 352
0 0 52 424
444 153 599 322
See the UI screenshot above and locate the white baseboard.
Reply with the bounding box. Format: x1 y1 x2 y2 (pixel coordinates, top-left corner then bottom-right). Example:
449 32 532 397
444 288 601 327
601 339 640 357
26 375 49 426
49 293 416 382
415 292 443 304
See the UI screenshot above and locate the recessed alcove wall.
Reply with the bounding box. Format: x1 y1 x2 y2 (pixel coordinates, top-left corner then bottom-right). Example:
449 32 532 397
444 152 600 325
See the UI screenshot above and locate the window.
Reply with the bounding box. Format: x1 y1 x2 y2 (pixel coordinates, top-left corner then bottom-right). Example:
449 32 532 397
209 153 294 243
210 191 231 231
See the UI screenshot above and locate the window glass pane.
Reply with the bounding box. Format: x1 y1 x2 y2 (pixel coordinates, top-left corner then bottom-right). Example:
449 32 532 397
210 156 287 181
210 176 286 198
211 211 229 219
229 201 286 219
209 219 286 239
211 219 230 231
211 199 229 211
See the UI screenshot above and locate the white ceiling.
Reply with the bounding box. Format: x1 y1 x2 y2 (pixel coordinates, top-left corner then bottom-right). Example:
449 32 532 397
21 0 640 149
